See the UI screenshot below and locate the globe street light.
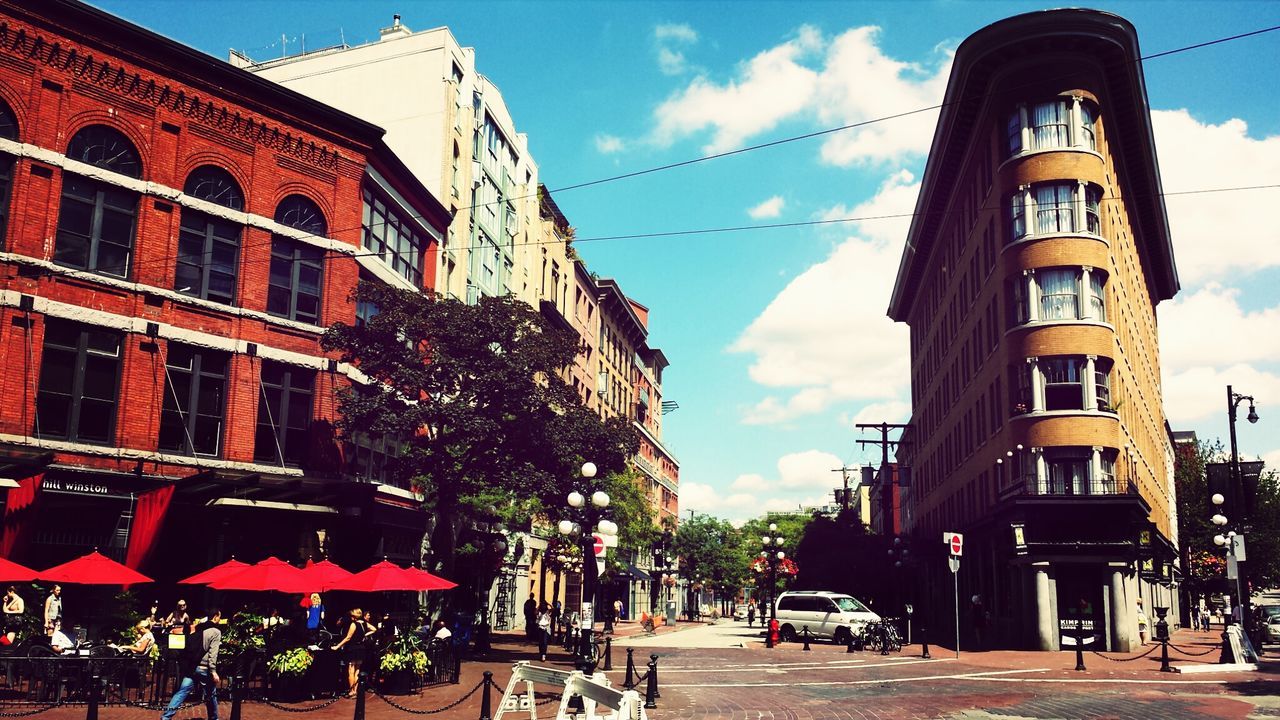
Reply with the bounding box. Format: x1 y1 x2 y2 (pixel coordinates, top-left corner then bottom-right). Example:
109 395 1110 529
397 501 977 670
556 461 614 672
761 526 784 648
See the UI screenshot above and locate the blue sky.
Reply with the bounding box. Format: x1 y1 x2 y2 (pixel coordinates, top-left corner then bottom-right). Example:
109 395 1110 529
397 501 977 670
93 1 1280 522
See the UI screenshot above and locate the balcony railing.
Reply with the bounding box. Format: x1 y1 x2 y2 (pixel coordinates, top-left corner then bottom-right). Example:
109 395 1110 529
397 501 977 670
999 477 1136 500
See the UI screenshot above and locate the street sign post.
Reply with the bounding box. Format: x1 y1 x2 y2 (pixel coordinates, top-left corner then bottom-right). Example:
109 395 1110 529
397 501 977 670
946 532 961 659
593 534 606 557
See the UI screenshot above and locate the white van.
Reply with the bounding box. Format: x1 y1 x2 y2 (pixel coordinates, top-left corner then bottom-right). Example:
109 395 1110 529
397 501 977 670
773 591 880 644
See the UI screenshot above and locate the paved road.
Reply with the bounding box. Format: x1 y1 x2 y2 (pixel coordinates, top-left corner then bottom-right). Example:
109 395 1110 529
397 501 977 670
615 620 768 649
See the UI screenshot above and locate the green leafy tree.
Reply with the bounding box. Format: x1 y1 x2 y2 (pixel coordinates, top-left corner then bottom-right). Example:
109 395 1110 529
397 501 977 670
740 514 815 597
322 286 638 591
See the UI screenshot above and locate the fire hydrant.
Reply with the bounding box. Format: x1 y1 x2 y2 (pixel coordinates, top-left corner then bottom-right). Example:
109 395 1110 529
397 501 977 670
768 618 780 648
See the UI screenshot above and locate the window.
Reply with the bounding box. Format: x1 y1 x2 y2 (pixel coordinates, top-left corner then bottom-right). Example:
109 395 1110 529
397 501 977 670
362 186 425 286
1038 269 1079 320
1009 182 1104 241
268 239 324 324
35 321 121 444
347 432 406 488
1088 273 1107 322
159 345 227 456
0 99 16 247
269 196 327 324
66 125 141 178
176 167 243 305
54 175 137 277
1095 364 1112 411
254 361 314 466
1044 451 1090 495
1006 98 1099 157
1041 358 1084 411
1098 454 1116 492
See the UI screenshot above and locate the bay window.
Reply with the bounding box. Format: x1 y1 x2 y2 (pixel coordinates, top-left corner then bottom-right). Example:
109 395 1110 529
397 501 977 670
1020 355 1114 413
1023 447 1122 496
1007 181 1104 242
1006 96 1099 157
1007 266 1109 325
362 186 426 287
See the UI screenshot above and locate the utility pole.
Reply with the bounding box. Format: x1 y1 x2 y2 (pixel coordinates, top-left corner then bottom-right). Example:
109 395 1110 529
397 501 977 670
856 422 909 536
831 466 858 515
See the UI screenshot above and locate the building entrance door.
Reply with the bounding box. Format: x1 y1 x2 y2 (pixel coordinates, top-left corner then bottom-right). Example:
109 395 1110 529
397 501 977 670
1055 565 1105 650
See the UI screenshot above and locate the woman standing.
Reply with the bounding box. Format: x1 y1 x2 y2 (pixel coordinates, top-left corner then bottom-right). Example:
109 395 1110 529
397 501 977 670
331 609 370 698
305 594 325 640
536 604 551 662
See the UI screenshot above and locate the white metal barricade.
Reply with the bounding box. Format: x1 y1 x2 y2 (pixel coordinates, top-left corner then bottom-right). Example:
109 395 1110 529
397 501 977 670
495 661 646 720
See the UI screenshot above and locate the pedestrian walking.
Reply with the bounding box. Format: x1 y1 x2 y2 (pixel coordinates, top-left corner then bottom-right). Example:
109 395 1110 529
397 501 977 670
523 593 538 641
971 595 988 650
1136 599 1149 645
747 601 756 627
160 609 221 720
43 585 61 636
1201 606 1212 632
552 599 562 640
537 604 551 662
614 598 624 622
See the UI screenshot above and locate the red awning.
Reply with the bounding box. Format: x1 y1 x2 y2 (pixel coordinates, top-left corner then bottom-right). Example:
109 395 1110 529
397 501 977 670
0 556 37 582
295 559 353 592
330 560 456 593
208 557 307 592
177 558 250 585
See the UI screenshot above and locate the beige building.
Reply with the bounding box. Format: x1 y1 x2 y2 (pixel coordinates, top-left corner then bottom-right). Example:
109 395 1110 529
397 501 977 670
234 16 541 305
889 9 1180 651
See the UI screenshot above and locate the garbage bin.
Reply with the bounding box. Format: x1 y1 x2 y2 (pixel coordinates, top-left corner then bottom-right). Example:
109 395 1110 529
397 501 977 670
666 600 677 624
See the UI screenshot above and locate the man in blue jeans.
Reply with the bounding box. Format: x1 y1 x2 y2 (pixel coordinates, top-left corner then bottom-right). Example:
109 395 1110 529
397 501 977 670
161 609 222 720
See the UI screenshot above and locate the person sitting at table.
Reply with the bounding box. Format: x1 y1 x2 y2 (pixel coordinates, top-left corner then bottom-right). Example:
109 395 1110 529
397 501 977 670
163 600 190 634
432 619 451 641
111 619 155 656
50 627 75 653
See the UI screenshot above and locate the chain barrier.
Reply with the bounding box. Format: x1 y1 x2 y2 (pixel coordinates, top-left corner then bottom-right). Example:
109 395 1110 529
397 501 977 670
1089 643 1160 662
0 704 61 718
257 695 346 713
1168 642 1221 657
370 677 487 715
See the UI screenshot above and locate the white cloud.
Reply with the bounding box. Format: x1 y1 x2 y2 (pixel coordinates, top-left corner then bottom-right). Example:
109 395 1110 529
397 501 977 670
594 133 625 154
650 26 950 165
696 451 845 522
677 481 720 515
1152 109 1280 285
734 171 917 424
1162 364 1280 425
654 23 699 76
1263 448 1280 474
1159 284 1280 375
654 23 698 43
748 195 785 219
730 474 768 492
652 26 823 153
776 449 844 489
850 400 912 426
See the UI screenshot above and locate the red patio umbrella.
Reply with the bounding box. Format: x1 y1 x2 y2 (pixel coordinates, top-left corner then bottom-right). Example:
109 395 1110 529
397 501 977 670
0 556 37 582
208 557 307 592
39 550 153 585
399 566 457 591
330 560 456 593
295 559 353 592
177 558 250 585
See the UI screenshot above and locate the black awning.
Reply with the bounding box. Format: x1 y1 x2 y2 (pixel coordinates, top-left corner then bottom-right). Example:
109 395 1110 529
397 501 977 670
623 562 651 581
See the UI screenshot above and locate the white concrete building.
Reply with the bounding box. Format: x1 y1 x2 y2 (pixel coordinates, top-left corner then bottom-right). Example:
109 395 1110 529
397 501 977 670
233 15 543 305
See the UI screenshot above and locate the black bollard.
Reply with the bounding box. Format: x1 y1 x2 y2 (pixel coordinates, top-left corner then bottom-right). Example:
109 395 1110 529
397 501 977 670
1074 618 1087 672
229 675 244 720
86 673 100 720
603 637 614 671
921 626 931 659
479 671 493 720
353 671 367 720
624 647 637 689
452 650 462 684
643 660 658 710
802 626 811 651
1159 634 1172 672
649 654 661 699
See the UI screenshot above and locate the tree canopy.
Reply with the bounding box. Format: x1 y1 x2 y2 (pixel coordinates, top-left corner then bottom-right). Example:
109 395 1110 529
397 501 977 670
322 285 639 586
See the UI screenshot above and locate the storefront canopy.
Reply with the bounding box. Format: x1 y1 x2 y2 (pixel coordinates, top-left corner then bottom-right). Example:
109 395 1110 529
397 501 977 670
39 550 152 585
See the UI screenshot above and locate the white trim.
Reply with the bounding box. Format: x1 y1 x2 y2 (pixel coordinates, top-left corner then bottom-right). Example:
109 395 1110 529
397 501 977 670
207 498 339 514
0 289 372 384
0 432 304 476
1010 409 1120 421
377 483 425 502
1004 318 1116 336
1001 231 1110 255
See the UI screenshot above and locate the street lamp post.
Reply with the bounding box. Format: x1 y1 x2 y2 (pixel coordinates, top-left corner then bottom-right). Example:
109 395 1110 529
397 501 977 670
1225 385 1259 643
760 523 784 648
556 462 617 674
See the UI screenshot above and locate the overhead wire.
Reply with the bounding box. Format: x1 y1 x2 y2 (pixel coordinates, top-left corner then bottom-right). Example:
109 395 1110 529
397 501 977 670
8 22 1280 284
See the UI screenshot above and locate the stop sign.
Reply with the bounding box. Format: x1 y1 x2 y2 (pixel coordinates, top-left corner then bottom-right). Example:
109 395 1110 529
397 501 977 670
945 532 963 556
592 534 606 557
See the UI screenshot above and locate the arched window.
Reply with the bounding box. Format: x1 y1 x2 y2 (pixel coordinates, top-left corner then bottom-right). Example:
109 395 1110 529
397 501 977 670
184 165 244 211
0 98 18 248
274 194 326 235
176 166 244 305
54 126 141 277
268 195 326 324
66 124 141 178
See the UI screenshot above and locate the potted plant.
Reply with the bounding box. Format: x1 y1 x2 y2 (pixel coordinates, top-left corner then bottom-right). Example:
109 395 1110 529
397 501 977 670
377 635 430 694
267 647 313 702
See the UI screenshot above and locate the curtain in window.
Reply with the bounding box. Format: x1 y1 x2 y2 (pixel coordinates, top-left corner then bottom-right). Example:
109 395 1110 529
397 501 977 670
1034 184 1075 234
1048 460 1087 495
1038 269 1079 320
1032 101 1070 149
1008 193 1025 241
1088 273 1106 321
1080 105 1097 150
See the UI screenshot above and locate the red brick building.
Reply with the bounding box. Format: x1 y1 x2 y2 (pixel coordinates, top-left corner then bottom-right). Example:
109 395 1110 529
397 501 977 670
0 0 450 580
